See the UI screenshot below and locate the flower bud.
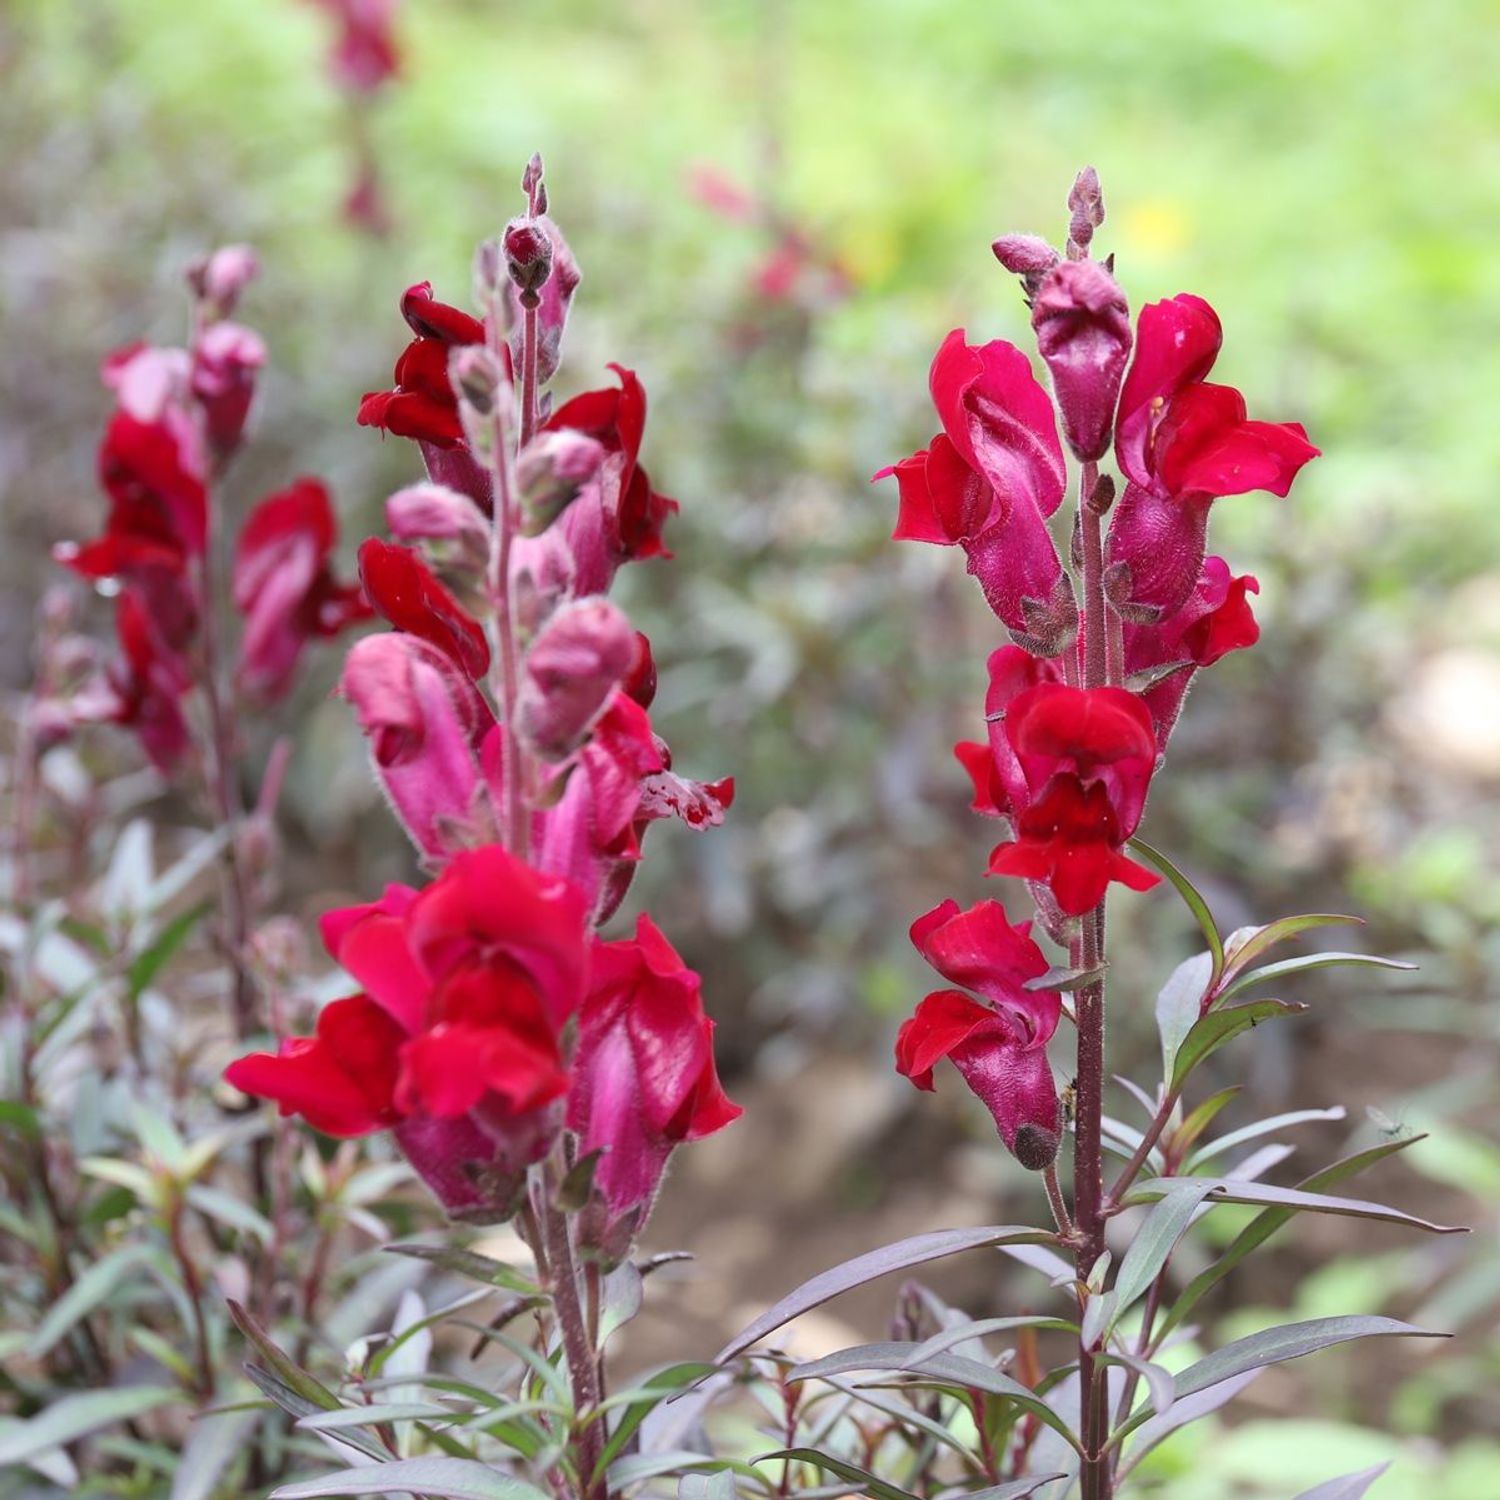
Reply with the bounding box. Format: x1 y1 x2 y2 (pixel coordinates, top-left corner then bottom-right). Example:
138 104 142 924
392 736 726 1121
186 244 260 319
449 344 510 457
1067 166 1104 257
192 321 267 456
1031 259 1131 462
516 598 637 760
386 483 490 574
516 429 605 536
503 217 554 305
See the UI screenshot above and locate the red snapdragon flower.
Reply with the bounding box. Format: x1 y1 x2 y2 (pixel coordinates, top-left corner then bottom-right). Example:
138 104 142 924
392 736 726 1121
103 593 193 772
233 478 370 701
339 632 494 860
877 331 1073 655
984 683 1161 915
358 282 491 508
537 366 679 593
1106 294 1318 619
895 899 1063 1169
568 915 741 1252
225 846 589 1219
1124 555 1260 746
358 536 490 679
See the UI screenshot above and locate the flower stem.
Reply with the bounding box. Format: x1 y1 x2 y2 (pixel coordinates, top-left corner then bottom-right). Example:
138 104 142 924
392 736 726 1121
541 1186 606 1500
520 301 540 449
1072 456 1112 1499
484 297 530 858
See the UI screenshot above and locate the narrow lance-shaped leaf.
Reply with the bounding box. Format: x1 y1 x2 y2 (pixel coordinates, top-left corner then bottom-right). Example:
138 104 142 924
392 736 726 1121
1217 950 1416 1004
787 1344 1080 1454
0 1387 177 1468
1156 952 1214 1083
1111 1317 1444 1450
1128 1175 1468 1234
1129 839 1224 981
1186 1106 1346 1171
1219 913 1361 986
271 1457 553 1500
1159 1135 1426 1340
1170 999 1305 1092
712 1226 1055 1366
753 1448 919 1500
1109 1179 1221 1321
1293 1463 1393 1500
28 1242 156 1358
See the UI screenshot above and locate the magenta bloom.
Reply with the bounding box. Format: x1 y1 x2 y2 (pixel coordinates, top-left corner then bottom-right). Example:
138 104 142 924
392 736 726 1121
233 478 370 701
307 0 400 94
1125 555 1260 746
1030 259 1131 462
1106 294 1318 619
568 915 741 1251
358 537 490 680
339 632 494 859
192 321 267 457
984 684 1161 916
877 331 1072 655
226 847 589 1220
895 899 1063 1169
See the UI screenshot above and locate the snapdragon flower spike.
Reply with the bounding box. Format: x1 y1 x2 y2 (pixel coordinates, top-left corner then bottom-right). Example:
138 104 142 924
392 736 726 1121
1106 293 1319 619
568 914 741 1258
339 631 494 859
1124 555 1259 747
985 684 1161 915
225 846 589 1220
878 331 1073 656
232 478 370 702
895 899 1063 1169
357 282 492 508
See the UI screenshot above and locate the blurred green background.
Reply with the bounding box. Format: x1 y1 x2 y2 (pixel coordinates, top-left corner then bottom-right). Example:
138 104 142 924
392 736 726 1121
3 1 1499 1493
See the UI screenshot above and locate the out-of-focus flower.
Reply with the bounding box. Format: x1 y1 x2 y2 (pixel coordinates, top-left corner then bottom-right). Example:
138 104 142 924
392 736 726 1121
895 899 1063 1169
192 321 267 457
232 478 369 702
306 0 400 93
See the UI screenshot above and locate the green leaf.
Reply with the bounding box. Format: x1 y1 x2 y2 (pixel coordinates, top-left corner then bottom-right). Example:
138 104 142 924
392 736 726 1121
1129 1175 1467 1233
385 1241 540 1295
0 1387 177 1466
228 1300 342 1413
1293 1463 1393 1499
1103 1352 1174 1416
785 1345 1079 1454
606 1451 767 1491
590 1364 717 1479
185 1184 273 1242
1171 1086 1242 1157
170 1405 262 1500
1156 952 1215 1082
29 1243 156 1357
1217 951 1416 1003
0 1099 40 1136
753 1448 918 1500
1159 1136 1426 1339
272 1457 553 1500
963 1481 1071 1500
127 901 210 998
713 1225 1056 1366
1129 839 1223 981
1220 914 1361 985
296 1402 460 1431
1110 1180 1221 1320
1186 1106 1346 1171
598 1261 644 1344
908 1314 1077 1361
1170 999 1306 1091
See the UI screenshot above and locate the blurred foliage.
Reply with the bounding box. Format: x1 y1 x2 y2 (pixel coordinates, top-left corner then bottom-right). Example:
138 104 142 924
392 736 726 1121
2 0 1498 1484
